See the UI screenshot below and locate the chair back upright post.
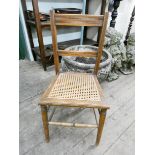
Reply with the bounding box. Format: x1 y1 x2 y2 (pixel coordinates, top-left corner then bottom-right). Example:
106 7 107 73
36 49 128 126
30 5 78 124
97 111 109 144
50 10 60 74
94 12 109 75
50 4 109 75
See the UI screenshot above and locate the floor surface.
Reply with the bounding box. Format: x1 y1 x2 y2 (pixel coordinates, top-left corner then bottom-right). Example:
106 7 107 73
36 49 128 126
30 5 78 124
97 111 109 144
19 60 135 155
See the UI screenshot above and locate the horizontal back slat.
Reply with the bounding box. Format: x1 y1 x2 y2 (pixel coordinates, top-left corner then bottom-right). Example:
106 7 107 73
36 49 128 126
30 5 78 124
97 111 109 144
55 14 104 27
58 50 97 57
50 9 109 75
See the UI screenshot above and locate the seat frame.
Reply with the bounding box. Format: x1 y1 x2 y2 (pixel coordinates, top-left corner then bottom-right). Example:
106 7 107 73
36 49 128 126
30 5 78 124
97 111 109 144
39 2 110 145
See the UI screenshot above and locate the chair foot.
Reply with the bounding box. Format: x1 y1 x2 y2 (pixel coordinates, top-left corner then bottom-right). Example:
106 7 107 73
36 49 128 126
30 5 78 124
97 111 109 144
96 109 107 145
41 105 49 142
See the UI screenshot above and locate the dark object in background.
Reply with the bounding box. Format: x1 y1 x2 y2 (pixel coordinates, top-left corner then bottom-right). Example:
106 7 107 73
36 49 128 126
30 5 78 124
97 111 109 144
27 10 50 21
55 8 82 14
26 8 82 21
110 0 123 28
108 0 114 12
124 7 135 45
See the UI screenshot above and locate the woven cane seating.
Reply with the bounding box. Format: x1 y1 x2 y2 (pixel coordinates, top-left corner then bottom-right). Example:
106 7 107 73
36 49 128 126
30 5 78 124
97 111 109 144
40 72 109 108
49 73 100 101
39 3 110 146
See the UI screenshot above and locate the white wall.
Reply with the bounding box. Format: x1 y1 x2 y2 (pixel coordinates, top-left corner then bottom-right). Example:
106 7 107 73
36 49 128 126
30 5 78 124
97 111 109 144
87 0 135 41
25 0 135 47
113 0 135 39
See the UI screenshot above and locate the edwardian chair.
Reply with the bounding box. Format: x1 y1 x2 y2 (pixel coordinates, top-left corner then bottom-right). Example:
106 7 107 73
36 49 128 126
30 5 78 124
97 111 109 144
39 6 110 145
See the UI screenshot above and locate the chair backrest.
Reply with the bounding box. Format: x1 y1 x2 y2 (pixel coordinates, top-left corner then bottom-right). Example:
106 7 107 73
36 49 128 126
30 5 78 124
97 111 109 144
50 4 109 75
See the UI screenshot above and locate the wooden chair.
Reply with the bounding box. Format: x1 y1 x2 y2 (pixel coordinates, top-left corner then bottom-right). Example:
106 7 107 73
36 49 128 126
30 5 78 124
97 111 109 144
39 6 110 146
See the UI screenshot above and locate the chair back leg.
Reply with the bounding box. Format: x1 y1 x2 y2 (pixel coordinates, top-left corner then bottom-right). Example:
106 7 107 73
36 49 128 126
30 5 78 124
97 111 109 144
96 109 107 145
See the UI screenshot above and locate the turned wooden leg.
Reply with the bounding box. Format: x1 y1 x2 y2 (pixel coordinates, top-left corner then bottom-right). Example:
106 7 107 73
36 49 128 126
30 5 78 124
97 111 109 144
96 109 107 145
41 105 49 142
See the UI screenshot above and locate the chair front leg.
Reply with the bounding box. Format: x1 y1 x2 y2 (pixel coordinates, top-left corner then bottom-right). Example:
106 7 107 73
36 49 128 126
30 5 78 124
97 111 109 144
96 109 107 145
41 105 49 142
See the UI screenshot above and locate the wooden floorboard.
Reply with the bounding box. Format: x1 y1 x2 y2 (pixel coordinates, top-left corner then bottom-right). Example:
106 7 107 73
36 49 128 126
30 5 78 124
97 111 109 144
19 60 55 103
104 122 135 155
19 60 135 155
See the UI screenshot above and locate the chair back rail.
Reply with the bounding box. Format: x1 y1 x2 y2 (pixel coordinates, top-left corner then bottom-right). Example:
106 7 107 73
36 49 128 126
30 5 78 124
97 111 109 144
50 10 109 75
55 14 104 27
58 50 97 57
